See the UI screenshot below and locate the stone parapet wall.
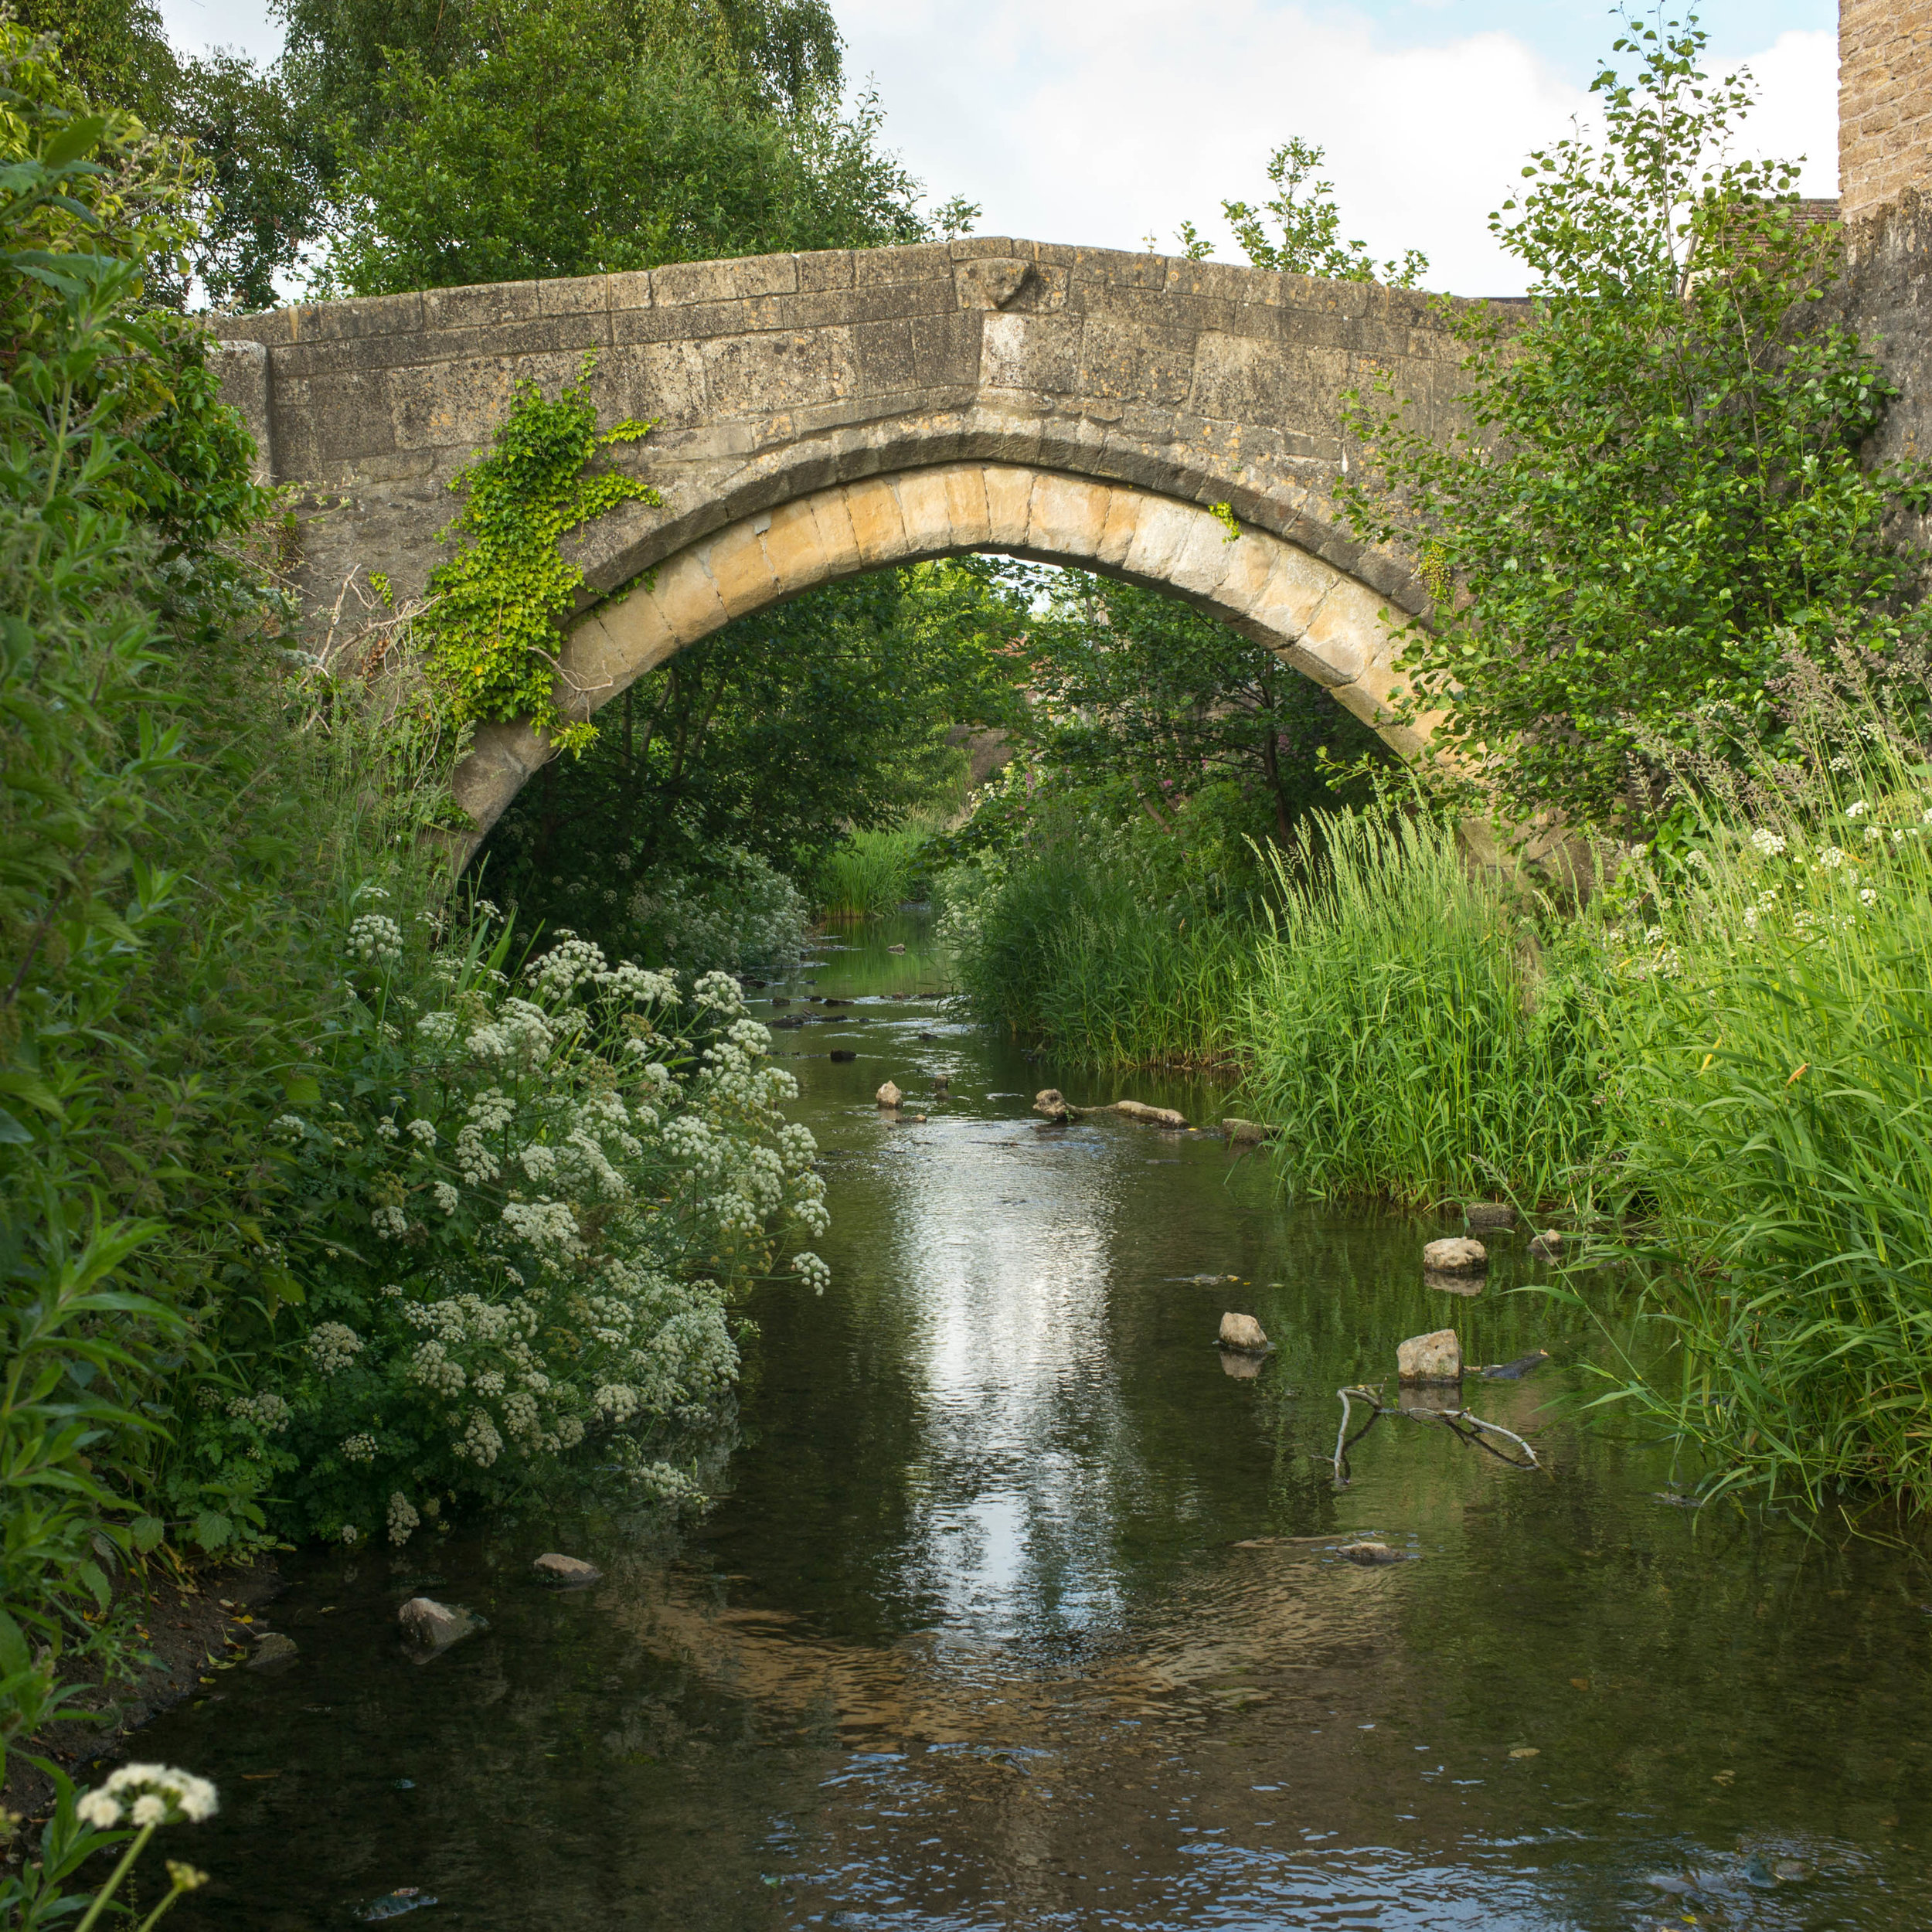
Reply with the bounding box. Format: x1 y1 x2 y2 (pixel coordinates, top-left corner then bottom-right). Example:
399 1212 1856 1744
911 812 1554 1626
213 236 1485 634
1841 0 1932 225
1841 189 1932 553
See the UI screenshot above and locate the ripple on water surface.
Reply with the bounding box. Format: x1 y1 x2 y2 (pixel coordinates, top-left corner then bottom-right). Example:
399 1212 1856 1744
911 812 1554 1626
149 916 1932 1930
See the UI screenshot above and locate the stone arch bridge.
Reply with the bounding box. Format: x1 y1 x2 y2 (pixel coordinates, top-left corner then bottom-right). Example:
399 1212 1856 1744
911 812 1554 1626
214 239 1479 843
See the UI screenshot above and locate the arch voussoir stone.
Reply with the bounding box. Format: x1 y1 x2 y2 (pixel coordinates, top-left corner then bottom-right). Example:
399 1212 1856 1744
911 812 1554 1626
451 461 1443 849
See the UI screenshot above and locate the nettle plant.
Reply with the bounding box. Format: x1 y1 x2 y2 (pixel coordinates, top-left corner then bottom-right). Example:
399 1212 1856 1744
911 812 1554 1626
193 896 828 1545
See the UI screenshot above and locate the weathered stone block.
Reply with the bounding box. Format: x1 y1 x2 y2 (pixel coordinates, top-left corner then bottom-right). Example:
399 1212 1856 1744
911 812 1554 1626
702 521 781 620
655 253 798 306
648 552 731 646
701 328 857 417
981 464 1036 546
980 312 1082 393
891 468 961 557
1025 472 1112 560
941 464 993 549
423 281 541 332
842 473 910 563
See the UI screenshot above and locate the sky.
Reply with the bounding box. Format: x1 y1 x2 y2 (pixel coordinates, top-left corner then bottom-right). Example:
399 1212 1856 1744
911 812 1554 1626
155 0 1839 295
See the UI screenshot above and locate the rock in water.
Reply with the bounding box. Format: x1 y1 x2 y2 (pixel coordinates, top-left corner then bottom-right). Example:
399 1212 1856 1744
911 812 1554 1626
1218 1311 1269 1354
361 1890 438 1921
886 943 906 953
532 1553 602 1587
1033 1087 1069 1117
1115 1099 1187 1129
397 1597 485 1653
1340 1542 1412 1566
1397 1328 1462 1384
248 1631 298 1668
932 1073 950 1094
829 1049 857 1063
1422 1236 1487 1275
876 1080 903 1109
1221 1117 1269 1145
1464 1202 1517 1231
1529 1229 1566 1260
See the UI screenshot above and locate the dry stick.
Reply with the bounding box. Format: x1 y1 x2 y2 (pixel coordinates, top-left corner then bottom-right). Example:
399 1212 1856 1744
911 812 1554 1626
1329 1386 1540 1485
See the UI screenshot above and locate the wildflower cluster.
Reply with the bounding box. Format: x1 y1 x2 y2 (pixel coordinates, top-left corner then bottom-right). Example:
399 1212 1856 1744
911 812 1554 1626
215 906 826 1547
75 1764 219 1830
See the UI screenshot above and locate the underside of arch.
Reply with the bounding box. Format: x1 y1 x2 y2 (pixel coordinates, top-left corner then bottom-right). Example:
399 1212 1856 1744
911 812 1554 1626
451 463 1443 847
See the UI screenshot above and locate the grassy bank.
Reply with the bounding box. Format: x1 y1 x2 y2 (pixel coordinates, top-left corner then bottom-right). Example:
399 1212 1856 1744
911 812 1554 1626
1242 809 1604 1206
943 837 1254 1069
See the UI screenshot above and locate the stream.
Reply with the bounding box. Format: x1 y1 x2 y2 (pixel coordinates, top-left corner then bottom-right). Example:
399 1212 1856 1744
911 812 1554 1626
151 913 1932 1930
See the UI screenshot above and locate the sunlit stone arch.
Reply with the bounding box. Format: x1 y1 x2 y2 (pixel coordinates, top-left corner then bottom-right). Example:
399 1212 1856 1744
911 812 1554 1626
451 462 1438 846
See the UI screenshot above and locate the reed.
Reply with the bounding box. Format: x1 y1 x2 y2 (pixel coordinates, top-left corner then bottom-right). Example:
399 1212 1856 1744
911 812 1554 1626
1577 720 1932 1512
812 825 930 919
947 840 1252 1069
1239 806 1606 1206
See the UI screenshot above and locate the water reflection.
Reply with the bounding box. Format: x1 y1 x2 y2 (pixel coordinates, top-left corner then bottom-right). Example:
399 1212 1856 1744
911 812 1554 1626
150 916 1932 1931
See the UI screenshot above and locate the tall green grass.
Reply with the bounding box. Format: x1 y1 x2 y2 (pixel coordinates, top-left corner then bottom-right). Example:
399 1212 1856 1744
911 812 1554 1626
1578 729 1932 1512
946 840 1253 1068
813 825 930 919
1240 808 1606 1205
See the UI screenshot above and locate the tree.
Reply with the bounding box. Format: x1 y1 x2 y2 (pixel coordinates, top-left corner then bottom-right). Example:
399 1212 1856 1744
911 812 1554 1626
1169 137 1426 286
19 0 328 308
478 561 1028 949
1015 567 1389 845
1341 11 1929 833
1222 138 1427 287
274 0 844 149
323 0 928 294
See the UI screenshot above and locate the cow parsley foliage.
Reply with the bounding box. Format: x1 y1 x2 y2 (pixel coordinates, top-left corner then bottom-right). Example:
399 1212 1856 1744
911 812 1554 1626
193 905 826 1546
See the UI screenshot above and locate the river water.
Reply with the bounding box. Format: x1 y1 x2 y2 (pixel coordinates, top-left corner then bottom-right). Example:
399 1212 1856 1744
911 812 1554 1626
153 914 1932 1930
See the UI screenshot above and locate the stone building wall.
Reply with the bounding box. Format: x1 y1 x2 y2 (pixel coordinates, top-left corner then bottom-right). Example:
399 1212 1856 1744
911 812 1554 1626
1840 0 1932 225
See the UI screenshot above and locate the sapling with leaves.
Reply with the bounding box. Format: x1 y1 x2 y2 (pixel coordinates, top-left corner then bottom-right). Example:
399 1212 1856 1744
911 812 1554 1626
1165 137 1427 286
1340 7 1932 836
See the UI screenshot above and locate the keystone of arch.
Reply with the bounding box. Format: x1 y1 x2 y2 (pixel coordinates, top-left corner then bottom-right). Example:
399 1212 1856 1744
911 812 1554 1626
450 461 1444 851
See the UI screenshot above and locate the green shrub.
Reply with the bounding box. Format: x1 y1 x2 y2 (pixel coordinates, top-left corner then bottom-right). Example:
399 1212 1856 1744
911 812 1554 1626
182 917 826 1547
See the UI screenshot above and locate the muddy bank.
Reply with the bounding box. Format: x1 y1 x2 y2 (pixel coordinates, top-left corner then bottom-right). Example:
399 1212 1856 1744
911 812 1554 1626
2 1560 281 1823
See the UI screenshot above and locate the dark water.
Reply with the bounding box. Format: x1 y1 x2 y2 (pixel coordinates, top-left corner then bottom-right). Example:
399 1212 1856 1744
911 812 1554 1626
151 915 1932 1930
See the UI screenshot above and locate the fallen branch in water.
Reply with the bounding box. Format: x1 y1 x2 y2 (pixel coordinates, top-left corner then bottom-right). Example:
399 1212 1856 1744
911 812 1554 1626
1330 1384 1541 1487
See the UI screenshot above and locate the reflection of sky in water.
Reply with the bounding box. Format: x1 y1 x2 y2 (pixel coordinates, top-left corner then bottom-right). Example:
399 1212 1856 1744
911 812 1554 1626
886 1119 1132 1646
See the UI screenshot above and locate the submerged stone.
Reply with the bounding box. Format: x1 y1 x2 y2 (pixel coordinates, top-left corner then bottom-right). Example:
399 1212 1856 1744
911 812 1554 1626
532 1553 602 1587
1339 1542 1413 1566
248 1631 298 1668
397 1597 485 1654
1464 1202 1517 1231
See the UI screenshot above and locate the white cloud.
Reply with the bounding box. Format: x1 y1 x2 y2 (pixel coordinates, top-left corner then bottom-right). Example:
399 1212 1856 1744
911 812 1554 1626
147 0 1840 296
842 2 1839 294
